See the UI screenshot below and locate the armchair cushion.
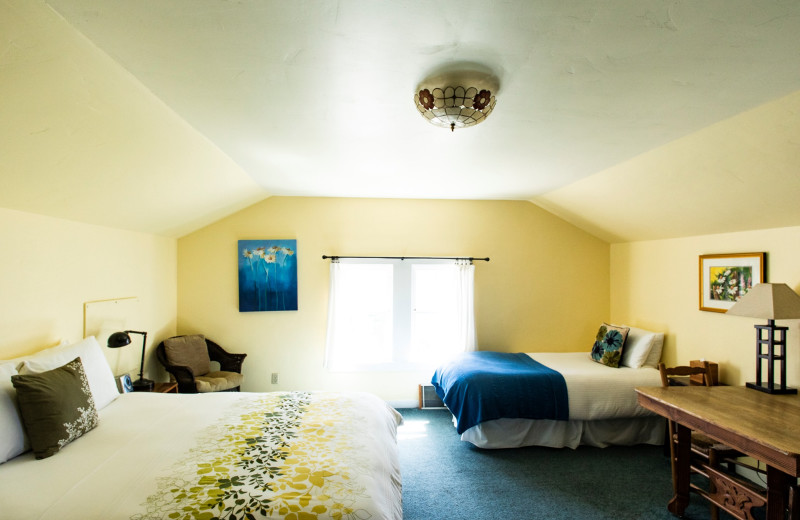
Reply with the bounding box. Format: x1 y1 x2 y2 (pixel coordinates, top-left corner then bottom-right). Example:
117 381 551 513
194 371 244 393
163 335 211 377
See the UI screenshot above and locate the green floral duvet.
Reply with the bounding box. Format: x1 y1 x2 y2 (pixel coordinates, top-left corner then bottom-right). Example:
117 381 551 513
124 391 401 520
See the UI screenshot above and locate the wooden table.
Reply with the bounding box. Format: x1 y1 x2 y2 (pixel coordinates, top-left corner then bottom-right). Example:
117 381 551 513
636 385 800 520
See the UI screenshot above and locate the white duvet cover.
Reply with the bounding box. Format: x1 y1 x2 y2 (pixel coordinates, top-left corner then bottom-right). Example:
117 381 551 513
0 391 403 520
460 352 664 449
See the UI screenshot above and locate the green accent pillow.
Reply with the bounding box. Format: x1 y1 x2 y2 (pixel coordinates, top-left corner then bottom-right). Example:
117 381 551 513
590 323 630 368
11 357 98 459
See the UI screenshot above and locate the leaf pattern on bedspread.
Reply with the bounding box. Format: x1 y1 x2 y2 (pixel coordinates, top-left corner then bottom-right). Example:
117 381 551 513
132 392 374 520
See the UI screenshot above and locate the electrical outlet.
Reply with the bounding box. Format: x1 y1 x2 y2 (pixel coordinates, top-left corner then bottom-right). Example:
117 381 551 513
271 373 278 384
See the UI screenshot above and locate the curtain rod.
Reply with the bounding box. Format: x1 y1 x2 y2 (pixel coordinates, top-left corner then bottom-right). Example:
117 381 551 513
322 255 489 262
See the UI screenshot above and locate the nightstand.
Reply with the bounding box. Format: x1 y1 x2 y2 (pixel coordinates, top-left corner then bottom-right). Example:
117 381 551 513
152 382 178 393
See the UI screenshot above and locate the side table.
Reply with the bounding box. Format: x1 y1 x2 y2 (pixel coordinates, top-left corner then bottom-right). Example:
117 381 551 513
153 382 178 393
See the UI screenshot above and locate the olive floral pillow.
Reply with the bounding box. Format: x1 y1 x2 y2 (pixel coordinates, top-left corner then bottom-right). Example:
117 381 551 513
11 357 99 459
590 323 630 368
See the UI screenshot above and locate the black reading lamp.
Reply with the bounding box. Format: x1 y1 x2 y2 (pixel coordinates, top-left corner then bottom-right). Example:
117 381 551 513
107 330 154 392
727 283 800 394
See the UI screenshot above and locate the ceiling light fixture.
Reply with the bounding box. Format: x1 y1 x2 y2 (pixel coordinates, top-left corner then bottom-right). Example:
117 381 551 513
414 86 496 132
413 66 499 132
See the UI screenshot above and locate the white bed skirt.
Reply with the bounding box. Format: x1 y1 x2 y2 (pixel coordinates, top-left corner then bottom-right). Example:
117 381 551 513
460 415 666 449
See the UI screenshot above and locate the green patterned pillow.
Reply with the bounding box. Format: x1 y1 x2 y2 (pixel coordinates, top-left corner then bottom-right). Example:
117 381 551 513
590 323 630 368
11 357 98 459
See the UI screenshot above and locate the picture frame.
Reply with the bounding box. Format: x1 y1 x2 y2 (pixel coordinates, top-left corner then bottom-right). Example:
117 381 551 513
699 252 765 312
116 373 133 393
238 239 298 312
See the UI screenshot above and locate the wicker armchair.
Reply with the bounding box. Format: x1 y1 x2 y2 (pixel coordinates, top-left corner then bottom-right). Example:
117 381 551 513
156 335 247 394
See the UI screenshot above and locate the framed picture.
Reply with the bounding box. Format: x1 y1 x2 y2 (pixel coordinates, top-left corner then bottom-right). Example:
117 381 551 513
699 252 765 312
117 374 133 393
238 239 298 312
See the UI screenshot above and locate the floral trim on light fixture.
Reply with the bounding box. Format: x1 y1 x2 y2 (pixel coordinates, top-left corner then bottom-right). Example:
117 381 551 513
473 90 491 110
418 89 434 110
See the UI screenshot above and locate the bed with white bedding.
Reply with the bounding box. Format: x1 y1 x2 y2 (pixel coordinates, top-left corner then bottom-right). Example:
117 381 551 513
431 325 667 449
0 338 403 520
458 352 665 449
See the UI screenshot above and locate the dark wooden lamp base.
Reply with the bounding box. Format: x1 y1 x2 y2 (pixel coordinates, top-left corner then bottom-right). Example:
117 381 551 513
746 381 797 395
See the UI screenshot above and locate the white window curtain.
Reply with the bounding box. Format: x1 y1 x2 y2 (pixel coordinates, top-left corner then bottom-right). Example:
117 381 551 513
323 260 342 370
455 259 477 352
324 257 478 370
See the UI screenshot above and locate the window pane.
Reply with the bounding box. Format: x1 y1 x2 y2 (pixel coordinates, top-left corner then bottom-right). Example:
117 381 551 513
332 264 393 366
410 265 459 365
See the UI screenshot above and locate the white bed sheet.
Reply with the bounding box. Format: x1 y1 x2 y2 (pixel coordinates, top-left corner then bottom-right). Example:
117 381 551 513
460 352 665 449
527 352 662 420
0 391 403 520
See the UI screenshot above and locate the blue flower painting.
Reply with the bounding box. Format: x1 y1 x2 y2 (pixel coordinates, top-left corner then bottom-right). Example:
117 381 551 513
238 240 298 312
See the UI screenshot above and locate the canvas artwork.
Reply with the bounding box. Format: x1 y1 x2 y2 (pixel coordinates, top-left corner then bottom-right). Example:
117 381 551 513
238 240 298 312
699 252 765 312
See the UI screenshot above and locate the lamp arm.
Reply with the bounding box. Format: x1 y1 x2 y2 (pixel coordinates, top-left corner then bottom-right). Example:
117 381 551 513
125 330 148 381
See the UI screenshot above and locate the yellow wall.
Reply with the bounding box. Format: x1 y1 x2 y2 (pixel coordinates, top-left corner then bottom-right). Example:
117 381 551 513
611 226 800 386
177 197 610 402
0 208 177 378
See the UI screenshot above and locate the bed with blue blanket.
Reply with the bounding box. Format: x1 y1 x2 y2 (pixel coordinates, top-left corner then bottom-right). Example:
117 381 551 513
431 351 664 449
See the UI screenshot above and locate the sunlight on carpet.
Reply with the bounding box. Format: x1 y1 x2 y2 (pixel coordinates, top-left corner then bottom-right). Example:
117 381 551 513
397 418 431 441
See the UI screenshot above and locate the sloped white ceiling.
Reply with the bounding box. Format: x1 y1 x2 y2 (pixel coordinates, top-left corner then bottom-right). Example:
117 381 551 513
3 0 800 240
1 0 268 236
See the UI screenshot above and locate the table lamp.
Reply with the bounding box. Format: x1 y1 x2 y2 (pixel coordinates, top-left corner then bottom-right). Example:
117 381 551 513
727 283 800 394
107 330 154 392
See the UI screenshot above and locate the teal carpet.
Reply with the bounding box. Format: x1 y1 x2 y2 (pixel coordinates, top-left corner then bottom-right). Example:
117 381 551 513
396 408 739 520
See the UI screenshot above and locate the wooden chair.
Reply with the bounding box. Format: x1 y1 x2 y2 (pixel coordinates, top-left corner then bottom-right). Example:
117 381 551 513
658 362 767 520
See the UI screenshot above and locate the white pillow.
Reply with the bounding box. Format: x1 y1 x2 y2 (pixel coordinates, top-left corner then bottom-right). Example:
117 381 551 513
19 336 119 410
0 361 27 464
642 331 665 368
619 327 656 368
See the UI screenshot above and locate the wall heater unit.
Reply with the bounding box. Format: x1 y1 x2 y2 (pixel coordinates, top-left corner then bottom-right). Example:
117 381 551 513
418 384 446 409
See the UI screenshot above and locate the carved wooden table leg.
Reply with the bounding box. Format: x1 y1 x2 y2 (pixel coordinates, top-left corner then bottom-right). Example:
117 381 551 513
668 423 691 516
767 466 789 520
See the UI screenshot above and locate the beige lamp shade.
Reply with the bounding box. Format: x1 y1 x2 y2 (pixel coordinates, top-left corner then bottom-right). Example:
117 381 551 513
726 283 800 320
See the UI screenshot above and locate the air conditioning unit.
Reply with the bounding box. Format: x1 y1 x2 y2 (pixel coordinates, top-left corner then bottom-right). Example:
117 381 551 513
418 384 446 409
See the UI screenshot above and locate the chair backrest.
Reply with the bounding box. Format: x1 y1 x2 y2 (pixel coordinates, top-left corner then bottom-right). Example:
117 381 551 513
161 335 211 377
658 362 713 388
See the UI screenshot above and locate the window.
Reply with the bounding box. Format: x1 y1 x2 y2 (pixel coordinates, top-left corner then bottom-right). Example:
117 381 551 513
325 258 475 371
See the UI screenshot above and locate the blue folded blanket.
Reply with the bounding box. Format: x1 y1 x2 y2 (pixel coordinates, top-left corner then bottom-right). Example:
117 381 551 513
431 351 569 434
